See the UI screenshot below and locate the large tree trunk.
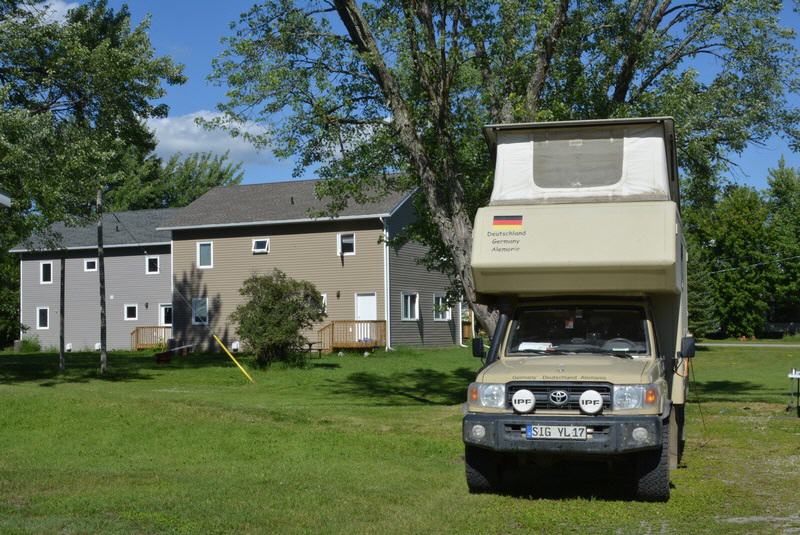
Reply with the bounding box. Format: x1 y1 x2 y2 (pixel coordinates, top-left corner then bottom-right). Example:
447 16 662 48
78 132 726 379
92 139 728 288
58 254 65 372
97 188 108 375
334 0 499 336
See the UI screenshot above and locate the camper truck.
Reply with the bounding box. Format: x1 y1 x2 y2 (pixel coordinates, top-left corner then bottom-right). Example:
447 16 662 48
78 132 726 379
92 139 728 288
464 117 693 502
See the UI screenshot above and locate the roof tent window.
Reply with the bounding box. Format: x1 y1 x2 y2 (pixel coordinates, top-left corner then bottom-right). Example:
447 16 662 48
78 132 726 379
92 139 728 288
532 127 624 189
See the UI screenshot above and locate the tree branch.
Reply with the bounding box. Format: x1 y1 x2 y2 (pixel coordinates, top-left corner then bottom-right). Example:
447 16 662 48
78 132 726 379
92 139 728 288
525 0 569 119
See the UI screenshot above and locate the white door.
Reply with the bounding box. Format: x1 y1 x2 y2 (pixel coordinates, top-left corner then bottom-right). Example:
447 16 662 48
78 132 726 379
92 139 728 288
355 293 377 341
159 304 173 326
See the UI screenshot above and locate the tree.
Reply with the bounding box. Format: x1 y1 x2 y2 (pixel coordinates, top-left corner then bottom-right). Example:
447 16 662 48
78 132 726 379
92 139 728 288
765 157 800 324
106 151 244 211
0 1 185 362
706 186 776 337
206 0 798 335
230 270 327 365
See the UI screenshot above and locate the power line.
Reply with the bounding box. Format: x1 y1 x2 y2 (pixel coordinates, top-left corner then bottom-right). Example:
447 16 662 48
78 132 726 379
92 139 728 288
693 254 800 277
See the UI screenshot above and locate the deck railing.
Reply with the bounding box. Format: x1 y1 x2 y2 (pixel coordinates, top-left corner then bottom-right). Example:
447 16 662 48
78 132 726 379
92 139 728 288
318 320 386 351
131 326 172 350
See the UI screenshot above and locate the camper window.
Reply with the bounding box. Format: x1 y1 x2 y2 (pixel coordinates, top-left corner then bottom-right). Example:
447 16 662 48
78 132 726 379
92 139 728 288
533 127 624 189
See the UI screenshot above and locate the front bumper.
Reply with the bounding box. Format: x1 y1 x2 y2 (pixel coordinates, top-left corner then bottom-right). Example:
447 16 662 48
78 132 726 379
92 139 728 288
463 413 663 454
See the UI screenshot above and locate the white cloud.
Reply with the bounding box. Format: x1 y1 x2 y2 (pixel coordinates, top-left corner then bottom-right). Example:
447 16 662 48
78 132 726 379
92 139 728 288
147 110 271 165
32 0 80 24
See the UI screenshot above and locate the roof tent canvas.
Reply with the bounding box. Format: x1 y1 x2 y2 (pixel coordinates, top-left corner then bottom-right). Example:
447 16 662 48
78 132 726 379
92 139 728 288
485 118 676 205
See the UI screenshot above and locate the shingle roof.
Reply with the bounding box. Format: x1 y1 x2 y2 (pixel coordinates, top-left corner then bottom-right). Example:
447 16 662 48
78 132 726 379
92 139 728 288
159 179 413 230
10 208 180 252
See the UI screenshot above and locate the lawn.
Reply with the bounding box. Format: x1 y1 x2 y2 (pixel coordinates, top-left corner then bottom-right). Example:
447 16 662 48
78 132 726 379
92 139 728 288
1 346 799 534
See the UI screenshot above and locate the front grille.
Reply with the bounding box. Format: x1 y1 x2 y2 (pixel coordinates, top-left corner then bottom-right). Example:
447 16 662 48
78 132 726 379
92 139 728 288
506 382 612 411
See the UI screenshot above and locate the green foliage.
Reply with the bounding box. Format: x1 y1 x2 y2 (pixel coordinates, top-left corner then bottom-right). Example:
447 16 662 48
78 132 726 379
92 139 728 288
106 151 244 211
18 336 40 353
0 0 185 346
230 270 326 365
207 0 799 290
705 186 776 337
765 157 800 322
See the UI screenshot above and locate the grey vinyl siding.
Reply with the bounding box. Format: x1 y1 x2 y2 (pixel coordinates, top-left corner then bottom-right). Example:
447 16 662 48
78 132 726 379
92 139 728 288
18 246 171 350
171 220 386 350
386 200 460 347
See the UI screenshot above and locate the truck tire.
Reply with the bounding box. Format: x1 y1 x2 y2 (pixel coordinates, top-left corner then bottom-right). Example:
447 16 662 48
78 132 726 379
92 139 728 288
633 421 670 502
465 445 500 493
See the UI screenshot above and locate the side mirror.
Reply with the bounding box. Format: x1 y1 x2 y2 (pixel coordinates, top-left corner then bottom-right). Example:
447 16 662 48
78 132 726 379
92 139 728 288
472 337 485 358
680 336 696 358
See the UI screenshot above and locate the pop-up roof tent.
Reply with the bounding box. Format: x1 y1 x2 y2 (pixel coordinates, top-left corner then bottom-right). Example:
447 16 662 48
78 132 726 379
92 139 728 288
483 117 679 205
472 117 684 296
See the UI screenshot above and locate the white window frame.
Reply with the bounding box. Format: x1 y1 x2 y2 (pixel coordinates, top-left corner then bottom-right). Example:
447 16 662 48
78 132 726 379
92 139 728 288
196 241 214 269
159 303 173 326
124 304 138 321
84 258 98 272
337 233 356 256
145 255 160 275
40 261 53 284
36 306 49 330
401 292 419 321
433 294 452 321
192 297 209 325
252 238 270 254
321 293 327 313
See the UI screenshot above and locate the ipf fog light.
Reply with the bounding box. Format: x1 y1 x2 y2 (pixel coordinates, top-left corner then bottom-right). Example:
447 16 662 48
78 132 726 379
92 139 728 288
471 424 486 440
632 426 649 443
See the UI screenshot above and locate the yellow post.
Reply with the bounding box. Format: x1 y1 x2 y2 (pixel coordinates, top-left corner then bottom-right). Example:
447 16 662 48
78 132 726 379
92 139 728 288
213 334 255 384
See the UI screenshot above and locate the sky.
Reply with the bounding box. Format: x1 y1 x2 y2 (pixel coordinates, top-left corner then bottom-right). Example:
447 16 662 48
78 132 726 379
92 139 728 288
43 0 800 190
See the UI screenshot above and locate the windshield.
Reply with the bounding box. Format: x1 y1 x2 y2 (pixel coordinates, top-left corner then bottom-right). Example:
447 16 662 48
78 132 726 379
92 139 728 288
506 305 650 356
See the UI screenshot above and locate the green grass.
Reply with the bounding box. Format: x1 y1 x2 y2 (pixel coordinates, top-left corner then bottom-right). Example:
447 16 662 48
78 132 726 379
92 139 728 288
1 346 800 534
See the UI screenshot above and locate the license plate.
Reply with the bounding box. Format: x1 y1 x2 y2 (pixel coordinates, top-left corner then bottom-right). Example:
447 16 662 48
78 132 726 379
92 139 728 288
526 425 587 440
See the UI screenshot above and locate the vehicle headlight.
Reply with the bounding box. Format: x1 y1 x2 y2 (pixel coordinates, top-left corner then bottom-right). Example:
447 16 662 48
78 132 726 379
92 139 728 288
613 384 660 410
468 383 506 408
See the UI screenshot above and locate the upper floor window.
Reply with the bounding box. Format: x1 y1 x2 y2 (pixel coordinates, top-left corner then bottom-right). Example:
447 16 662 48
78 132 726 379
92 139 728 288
197 242 213 269
433 294 451 321
84 259 97 272
401 292 419 321
146 255 160 274
337 233 355 256
252 238 270 254
40 261 53 284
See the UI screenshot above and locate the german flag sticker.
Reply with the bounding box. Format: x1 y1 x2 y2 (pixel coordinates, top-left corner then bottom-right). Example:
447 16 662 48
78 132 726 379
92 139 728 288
492 215 523 230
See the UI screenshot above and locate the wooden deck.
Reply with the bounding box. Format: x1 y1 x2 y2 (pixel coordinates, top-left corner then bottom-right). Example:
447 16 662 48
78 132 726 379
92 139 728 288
131 326 172 350
318 320 386 351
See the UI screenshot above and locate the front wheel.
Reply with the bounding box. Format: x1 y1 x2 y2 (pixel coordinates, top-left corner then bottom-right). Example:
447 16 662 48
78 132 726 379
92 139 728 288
465 445 500 493
633 421 670 501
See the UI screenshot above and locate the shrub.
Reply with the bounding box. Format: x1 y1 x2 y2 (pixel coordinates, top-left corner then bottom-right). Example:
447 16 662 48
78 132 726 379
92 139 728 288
231 270 326 365
19 336 41 353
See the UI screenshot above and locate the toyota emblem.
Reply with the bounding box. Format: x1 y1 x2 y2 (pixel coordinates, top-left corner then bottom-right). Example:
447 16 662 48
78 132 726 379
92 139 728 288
549 390 569 406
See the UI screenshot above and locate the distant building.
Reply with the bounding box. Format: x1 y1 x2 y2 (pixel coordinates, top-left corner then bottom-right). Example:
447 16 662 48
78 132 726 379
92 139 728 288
0 191 10 207
11 209 178 350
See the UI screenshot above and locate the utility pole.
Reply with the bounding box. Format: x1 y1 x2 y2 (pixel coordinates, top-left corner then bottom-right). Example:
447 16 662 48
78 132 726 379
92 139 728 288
59 254 65 372
97 188 108 375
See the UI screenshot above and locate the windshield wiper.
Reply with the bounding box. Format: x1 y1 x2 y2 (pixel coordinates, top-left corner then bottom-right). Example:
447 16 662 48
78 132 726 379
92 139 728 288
581 350 634 359
511 349 572 355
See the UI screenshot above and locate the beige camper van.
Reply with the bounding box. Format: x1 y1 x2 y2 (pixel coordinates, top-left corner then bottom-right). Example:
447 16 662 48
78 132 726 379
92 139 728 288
464 117 694 502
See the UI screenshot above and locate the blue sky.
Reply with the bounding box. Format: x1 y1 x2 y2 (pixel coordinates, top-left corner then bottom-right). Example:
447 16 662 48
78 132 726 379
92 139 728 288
47 0 800 189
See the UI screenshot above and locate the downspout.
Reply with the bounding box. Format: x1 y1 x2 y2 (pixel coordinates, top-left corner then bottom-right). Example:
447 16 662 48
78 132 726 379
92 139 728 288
458 299 466 347
379 216 393 351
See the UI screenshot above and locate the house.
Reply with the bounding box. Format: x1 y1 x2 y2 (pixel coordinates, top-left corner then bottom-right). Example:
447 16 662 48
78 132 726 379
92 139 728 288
159 180 462 351
11 209 178 350
0 190 10 207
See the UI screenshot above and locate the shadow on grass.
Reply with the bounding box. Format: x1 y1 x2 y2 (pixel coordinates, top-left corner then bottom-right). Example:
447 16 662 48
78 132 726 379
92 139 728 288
691 379 785 403
328 367 476 405
490 460 651 502
0 351 239 386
